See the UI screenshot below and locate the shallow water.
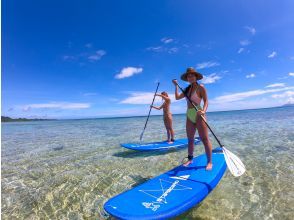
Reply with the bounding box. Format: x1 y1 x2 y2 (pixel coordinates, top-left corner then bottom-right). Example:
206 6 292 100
1 106 294 219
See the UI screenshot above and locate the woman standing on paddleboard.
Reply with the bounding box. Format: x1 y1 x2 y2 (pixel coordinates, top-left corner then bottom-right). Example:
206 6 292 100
172 67 213 170
151 92 175 144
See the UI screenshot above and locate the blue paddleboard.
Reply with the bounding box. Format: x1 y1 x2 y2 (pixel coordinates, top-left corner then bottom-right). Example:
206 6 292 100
121 137 201 151
104 148 227 219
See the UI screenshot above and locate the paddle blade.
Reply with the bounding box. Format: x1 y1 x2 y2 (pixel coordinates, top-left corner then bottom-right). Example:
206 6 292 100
222 147 246 177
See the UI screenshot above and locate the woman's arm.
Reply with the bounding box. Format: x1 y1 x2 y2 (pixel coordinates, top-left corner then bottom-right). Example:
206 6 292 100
200 85 208 113
172 80 185 100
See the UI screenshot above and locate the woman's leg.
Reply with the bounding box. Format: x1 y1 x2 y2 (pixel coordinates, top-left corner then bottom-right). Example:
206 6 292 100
196 113 213 170
184 118 197 166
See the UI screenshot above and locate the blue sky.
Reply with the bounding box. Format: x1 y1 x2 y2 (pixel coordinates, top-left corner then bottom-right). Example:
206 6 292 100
2 0 294 119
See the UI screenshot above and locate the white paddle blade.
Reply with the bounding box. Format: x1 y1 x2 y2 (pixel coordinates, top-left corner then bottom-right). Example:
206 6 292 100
222 147 246 177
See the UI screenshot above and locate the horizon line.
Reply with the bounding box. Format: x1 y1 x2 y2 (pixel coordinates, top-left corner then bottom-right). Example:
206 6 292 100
3 104 293 121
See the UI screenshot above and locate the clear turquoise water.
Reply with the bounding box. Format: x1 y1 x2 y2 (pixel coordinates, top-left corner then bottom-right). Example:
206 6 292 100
1 106 294 219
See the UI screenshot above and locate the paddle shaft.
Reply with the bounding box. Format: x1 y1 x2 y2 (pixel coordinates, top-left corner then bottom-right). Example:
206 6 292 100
140 82 160 140
174 81 224 148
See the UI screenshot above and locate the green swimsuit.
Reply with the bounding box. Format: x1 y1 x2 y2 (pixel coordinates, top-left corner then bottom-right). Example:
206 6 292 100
187 105 202 123
186 84 202 124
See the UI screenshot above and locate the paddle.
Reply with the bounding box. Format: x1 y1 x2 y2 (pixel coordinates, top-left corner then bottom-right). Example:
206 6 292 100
173 80 246 177
140 82 160 141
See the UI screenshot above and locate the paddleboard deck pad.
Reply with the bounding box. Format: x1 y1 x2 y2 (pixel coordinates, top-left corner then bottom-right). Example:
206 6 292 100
121 137 201 151
104 148 227 219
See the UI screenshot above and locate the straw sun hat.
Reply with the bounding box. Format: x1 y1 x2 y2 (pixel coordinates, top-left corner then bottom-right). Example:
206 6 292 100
181 67 203 81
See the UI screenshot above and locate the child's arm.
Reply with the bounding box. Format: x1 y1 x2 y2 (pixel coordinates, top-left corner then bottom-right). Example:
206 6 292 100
156 94 170 102
151 104 164 110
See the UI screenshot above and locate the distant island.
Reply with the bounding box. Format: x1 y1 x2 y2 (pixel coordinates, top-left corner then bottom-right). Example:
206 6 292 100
1 116 54 122
282 103 294 107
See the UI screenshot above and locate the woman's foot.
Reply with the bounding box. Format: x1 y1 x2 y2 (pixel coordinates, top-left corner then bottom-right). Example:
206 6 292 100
165 140 172 144
168 139 174 144
183 160 193 167
206 162 213 171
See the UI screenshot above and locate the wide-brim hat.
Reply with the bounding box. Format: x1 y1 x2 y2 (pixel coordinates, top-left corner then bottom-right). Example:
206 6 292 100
181 67 203 81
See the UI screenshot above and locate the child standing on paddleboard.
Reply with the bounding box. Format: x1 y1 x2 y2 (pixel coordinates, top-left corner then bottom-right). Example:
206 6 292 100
151 92 175 144
172 67 213 170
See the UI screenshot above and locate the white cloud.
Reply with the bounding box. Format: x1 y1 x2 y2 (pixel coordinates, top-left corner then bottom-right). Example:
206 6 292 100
63 48 106 63
268 51 277 58
238 48 245 54
120 92 158 104
208 97 281 112
161 37 174 44
63 55 76 61
266 83 285 88
289 72 294 77
272 91 294 104
246 73 256 78
272 91 294 98
85 43 93 48
146 37 181 54
120 91 176 105
120 93 159 105
22 102 90 111
196 61 220 69
240 40 251 46
244 26 256 35
115 67 143 79
147 46 179 54
146 46 164 52
211 86 294 104
109 98 119 102
88 50 106 61
119 86 294 113
83 93 97 96
286 97 294 104
67 41 73 48
168 47 179 54
201 73 221 84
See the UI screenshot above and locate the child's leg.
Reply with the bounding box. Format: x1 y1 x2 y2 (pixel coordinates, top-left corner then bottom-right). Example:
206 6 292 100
164 118 171 142
169 116 175 141
166 129 171 142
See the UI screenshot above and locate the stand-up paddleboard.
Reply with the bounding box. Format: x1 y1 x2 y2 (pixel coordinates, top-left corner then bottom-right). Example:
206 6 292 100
104 148 227 219
121 137 201 151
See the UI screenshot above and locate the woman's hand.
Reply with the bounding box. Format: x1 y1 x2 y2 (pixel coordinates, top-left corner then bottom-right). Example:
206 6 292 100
150 105 154 109
172 79 178 86
197 110 205 116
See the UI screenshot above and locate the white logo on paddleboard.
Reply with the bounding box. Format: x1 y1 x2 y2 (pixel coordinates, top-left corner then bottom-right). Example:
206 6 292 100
170 175 190 180
142 202 160 211
140 178 192 211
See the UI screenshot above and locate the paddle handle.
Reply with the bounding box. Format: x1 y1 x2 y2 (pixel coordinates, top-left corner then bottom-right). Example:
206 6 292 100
140 82 160 141
173 80 224 148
